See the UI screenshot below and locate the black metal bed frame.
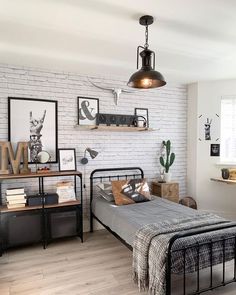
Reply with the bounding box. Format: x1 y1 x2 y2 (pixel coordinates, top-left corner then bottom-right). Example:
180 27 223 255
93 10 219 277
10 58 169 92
90 167 236 295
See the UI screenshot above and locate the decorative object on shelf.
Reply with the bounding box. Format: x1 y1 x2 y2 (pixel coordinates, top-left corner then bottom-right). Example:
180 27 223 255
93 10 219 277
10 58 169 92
88 78 134 105
81 148 98 165
198 114 220 142
8 97 58 163
221 168 229 180
27 193 58 206
56 181 76 203
35 150 51 173
0 141 30 175
210 144 220 157
58 148 77 172
127 15 166 89
78 97 99 126
135 108 149 127
96 113 136 127
159 140 175 182
179 197 197 210
134 116 147 128
229 169 236 180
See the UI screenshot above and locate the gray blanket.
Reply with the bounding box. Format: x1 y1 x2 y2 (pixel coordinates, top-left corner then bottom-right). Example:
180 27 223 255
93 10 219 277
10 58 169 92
133 213 235 295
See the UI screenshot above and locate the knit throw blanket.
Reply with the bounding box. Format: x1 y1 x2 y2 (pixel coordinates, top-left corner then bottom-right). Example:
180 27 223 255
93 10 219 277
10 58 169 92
133 213 235 295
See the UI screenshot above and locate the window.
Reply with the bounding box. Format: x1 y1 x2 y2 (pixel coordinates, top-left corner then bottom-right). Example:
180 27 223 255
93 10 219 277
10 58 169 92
221 96 236 163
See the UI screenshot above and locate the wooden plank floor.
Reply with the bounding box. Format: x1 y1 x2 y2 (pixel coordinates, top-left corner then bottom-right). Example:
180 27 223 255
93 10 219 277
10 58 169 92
0 230 236 295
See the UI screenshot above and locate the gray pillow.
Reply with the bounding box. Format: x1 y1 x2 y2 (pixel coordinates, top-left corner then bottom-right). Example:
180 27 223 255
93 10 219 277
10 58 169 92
96 182 114 202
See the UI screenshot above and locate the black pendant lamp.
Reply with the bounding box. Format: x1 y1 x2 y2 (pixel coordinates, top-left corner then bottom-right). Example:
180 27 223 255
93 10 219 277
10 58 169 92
127 15 166 89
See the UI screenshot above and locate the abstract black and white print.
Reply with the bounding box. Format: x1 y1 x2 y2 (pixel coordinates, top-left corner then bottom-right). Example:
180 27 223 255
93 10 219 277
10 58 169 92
77 97 99 125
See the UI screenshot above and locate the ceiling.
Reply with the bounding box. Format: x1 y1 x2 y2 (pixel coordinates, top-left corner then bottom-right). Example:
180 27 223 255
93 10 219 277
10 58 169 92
0 0 236 84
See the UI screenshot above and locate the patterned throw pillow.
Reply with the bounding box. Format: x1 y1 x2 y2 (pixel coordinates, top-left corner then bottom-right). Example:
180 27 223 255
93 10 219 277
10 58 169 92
111 178 151 206
96 182 114 202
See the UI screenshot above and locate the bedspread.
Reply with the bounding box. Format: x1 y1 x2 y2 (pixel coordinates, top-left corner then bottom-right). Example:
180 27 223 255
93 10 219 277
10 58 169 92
133 213 236 295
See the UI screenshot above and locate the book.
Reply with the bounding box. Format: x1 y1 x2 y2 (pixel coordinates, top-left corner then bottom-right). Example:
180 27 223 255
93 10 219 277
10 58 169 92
7 199 27 205
6 187 25 195
7 203 25 209
6 194 26 200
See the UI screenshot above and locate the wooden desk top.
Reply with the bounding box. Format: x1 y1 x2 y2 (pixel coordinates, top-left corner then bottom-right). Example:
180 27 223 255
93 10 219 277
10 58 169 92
0 171 82 180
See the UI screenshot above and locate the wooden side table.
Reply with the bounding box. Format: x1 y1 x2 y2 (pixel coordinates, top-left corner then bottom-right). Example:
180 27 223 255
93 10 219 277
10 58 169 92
152 181 179 203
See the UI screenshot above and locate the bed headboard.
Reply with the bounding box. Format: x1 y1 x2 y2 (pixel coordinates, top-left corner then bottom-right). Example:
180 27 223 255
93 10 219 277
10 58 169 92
89 166 144 213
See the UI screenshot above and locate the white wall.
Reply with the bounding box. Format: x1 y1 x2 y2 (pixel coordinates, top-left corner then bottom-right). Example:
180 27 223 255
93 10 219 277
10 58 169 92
0 64 187 222
187 80 236 220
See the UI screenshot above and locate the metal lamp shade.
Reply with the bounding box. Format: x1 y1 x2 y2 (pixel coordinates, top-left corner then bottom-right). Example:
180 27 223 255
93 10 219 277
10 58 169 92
86 148 98 159
127 69 166 89
128 48 166 89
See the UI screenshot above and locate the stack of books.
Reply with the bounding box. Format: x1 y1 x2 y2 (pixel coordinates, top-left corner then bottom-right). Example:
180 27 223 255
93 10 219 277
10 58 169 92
56 181 76 203
6 187 27 209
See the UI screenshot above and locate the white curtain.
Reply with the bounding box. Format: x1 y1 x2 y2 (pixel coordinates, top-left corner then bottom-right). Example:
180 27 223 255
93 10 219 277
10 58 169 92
221 96 236 162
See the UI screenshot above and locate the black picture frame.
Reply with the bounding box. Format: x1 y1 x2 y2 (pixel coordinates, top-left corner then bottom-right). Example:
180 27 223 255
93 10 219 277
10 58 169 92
8 97 58 164
58 148 77 172
77 97 99 126
210 144 220 157
134 108 149 127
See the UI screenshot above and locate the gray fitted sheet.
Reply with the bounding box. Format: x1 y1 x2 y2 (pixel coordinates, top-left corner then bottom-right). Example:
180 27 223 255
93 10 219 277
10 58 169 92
92 196 203 246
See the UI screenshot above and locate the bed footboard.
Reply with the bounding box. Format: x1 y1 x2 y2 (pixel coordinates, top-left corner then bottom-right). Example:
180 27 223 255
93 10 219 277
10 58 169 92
166 222 236 295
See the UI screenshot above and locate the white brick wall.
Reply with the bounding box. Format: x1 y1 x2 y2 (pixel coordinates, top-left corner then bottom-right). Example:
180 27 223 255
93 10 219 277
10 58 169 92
0 63 187 215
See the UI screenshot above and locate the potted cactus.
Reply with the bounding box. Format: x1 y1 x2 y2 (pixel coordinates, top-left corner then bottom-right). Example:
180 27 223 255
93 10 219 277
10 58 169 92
159 140 175 182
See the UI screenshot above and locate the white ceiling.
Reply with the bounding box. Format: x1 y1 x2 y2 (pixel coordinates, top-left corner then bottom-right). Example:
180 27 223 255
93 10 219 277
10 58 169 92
0 0 236 84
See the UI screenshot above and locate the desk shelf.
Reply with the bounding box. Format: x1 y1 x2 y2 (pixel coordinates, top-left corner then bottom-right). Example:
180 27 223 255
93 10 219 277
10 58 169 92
0 171 83 255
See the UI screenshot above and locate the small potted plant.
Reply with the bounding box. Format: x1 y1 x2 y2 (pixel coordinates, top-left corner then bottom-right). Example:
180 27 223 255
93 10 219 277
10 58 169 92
159 140 175 182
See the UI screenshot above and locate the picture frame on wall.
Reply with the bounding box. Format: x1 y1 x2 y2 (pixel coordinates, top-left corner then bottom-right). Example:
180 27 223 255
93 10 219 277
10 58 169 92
78 97 99 126
8 97 58 163
58 148 77 172
210 144 220 157
134 108 149 127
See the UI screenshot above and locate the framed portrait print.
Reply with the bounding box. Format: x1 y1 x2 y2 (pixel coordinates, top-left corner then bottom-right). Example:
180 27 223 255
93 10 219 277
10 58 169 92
78 97 99 126
58 148 77 172
135 108 149 127
8 97 58 163
210 144 220 157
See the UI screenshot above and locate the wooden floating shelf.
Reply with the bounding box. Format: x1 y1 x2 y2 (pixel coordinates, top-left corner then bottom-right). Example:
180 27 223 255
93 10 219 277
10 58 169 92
75 125 155 132
210 178 236 184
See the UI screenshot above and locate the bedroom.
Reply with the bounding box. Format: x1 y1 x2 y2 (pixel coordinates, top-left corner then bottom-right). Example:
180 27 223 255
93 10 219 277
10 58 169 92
0 0 236 294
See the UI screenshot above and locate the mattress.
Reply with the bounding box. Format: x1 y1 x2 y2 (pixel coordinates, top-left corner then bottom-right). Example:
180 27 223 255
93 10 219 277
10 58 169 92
92 196 203 246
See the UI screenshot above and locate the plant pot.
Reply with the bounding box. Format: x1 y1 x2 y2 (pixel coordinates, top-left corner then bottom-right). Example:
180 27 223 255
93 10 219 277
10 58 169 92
164 172 172 182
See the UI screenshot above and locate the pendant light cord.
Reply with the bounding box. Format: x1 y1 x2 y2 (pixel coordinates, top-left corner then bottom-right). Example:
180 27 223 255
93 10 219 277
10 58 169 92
144 24 149 49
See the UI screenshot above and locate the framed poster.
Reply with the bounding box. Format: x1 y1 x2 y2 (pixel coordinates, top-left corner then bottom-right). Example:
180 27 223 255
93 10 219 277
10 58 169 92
210 144 220 157
135 108 149 127
78 97 99 126
198 114 220 141
8 97 58 163
58 148 77 171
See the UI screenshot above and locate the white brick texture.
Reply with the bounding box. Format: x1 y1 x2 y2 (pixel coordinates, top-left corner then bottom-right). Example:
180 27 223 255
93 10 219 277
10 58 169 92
0 64 187 214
